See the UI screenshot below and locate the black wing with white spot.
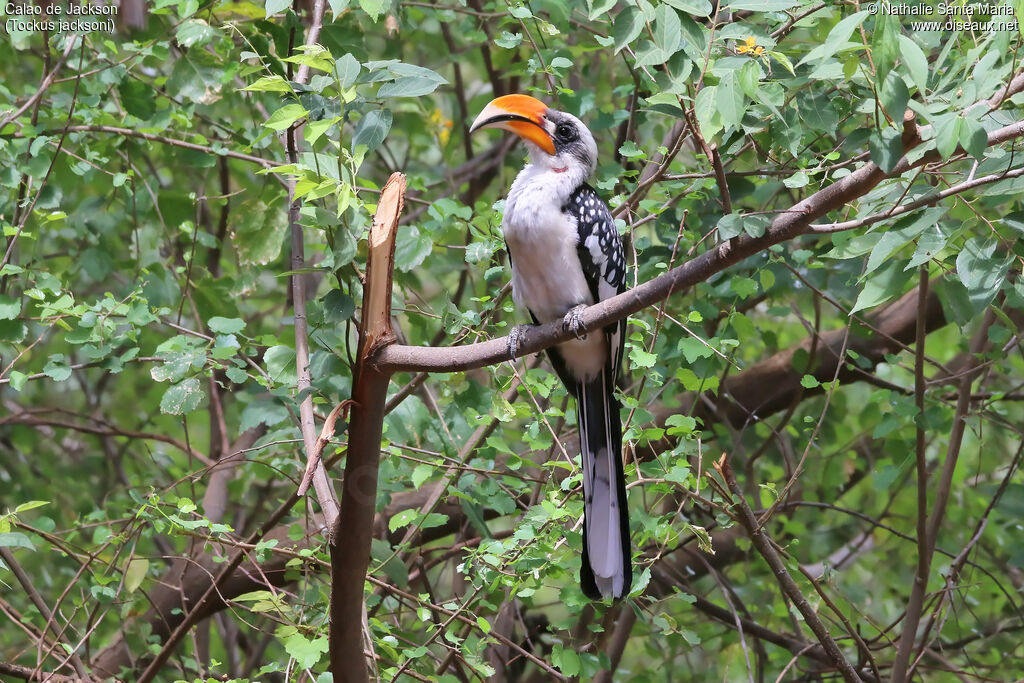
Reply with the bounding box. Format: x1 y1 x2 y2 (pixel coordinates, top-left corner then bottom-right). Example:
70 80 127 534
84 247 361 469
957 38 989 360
564 183 626 375
565 183 626 303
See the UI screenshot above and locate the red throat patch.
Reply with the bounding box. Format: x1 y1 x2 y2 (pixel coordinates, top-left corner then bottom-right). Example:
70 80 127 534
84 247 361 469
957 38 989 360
552 166 568 173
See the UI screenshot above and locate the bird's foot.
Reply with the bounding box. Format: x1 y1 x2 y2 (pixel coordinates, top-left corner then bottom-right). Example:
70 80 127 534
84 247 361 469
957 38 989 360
563 304 588 340
507 324 532 360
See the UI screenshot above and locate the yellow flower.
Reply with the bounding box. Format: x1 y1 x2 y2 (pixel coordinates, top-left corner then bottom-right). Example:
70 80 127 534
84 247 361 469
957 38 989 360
737 36 761 56
429 108 453 145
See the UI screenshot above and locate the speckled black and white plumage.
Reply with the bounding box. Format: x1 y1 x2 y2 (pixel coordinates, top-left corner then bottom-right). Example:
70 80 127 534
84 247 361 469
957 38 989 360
497 107 632 600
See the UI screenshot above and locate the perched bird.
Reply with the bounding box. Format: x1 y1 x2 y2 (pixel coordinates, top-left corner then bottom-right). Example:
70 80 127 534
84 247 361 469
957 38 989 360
470 94 631 600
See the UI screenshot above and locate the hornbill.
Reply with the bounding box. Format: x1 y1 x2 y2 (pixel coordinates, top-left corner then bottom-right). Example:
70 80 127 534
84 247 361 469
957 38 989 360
469 94 631 600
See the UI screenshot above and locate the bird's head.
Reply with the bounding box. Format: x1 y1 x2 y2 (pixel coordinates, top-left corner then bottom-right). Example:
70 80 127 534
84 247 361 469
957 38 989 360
470 94 598 179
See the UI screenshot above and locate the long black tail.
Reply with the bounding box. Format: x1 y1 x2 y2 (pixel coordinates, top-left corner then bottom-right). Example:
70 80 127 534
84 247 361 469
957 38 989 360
577 367 631 600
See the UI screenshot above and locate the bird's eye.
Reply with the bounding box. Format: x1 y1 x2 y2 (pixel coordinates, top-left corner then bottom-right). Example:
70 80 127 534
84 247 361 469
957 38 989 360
555 122 577 142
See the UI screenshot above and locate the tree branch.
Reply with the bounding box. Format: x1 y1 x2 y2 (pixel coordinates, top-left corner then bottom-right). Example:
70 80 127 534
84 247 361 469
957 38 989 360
375 81 1024 376
715 456 864 682
330 172 406 683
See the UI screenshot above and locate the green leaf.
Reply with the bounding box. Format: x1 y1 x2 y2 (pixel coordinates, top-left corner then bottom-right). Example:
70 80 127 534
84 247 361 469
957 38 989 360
906 224 948 269
264 345 297 381
737 60 760 98
240 398 290 431
284 633 329 669
352 109 392 153
728 0 798 8
693 85 722 139
160 378 204 415
243 75 292 92
411 464 432 489
394 224 433 272
118 79 156 120
851 261 911 313
957 237 1010 309
558 649 581 676
464 240 494 264
389 63 447 83
176 18 218 47
879 72 909 121
327 0 350 16
868 126 902 173
897 35 928 93
208 317 245 334
801 374 820 388
731 277 757 298
151 349 205 382
43 355 72 382
783 170 808 189
653 4 682 55
716 70 745 128
232 199 287 266
797 11 868 66
378 76 443 98
0 294 21 320
629 346 657 368
264 103 308 132
871 12 899 83
865 207 945 275
934 115 962 160
717 213 744 240
0 532 35 550
495 31 523 49
663 0 712 15
335 53 361 89
613 6 645 53
679 336 713 363
265 0 291 17
586 0 616 20
358 0 384 21
389 509 417 532
14 500 48 513
618 140 645 159
634 41 673 67
304 116 341 145
7 369 27 391
959 118 988 161
125 558 149 593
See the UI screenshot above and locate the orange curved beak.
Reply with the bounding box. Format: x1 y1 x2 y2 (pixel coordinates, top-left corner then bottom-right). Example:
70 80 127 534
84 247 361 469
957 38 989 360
469 94 555 155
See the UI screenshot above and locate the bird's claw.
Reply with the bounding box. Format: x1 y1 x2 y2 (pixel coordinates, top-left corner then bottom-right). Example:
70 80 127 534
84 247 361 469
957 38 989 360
563 304 587 340
507 324 531 360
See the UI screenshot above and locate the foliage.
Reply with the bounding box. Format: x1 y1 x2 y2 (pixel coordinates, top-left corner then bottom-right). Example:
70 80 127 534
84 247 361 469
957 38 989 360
2 0 1024 680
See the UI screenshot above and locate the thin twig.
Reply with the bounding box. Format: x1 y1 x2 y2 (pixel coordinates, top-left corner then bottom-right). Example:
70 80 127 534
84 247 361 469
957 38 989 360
714 456 863 682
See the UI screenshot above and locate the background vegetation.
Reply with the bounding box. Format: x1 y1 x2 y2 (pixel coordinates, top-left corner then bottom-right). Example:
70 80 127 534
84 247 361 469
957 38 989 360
2 0 1024 680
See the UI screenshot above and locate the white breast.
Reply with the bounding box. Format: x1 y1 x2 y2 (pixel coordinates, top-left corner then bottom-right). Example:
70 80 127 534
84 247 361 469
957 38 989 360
503 164 607 381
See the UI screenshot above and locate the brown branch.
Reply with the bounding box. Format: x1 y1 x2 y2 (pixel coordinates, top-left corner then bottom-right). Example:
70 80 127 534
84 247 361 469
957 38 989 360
891 309 994 683
593 608 637 683
0 661 79 683
285 0 339 528
375 80 1024 376
330 172 406 683
376 147 900 373
896 267 931 683
0 36 79 130
0 410 212 467
42 125 276 168
715 456 863 682
92 514 323 679
0 549 90 679
688 283 946 430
